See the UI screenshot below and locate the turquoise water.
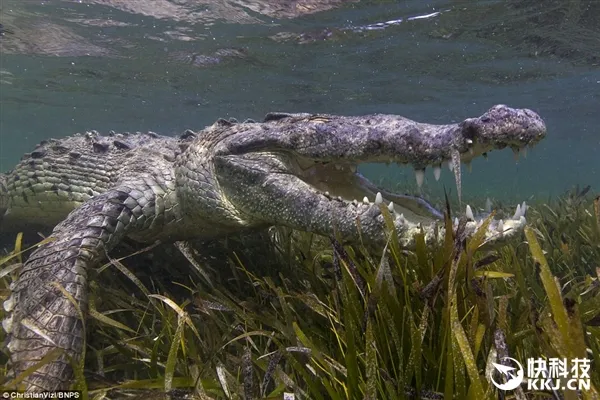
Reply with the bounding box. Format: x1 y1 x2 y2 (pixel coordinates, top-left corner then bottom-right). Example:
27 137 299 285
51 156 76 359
0 0 598 206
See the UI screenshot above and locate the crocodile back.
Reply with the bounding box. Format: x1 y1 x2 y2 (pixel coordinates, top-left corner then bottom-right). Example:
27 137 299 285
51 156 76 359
0 131 188 233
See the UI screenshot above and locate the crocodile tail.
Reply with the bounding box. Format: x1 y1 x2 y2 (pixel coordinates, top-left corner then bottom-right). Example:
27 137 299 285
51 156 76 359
3 186 154 391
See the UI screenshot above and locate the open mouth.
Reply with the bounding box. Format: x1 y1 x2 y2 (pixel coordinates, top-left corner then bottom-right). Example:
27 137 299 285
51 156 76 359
279 105 546 234
291 142 535 232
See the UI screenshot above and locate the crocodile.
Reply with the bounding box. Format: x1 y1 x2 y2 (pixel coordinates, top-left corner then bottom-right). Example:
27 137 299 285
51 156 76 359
0 104 546 391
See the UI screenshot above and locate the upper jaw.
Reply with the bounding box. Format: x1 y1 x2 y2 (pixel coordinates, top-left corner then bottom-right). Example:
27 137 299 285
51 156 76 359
222 104 545 177
347 105 547 174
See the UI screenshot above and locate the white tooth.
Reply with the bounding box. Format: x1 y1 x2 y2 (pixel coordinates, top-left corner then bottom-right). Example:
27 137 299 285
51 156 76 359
3 296 15 312
513 204 522 220
466 138 473 144
521 201 527 215
375 192 383 204
451 149 462 205
363 196 369 204
497 219 504 233
433 165 441 181
520 216 526 225
324 191 330 197
519 147 527 158
466 205 474 220
447 161 454 171
415 169 425 188
388 202 394 212
2 315 13 333
454 217 459 226
352 199 358 205
485 197 492 213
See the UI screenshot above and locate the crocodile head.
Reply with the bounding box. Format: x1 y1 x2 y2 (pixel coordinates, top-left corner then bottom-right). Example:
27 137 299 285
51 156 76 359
182 104 546 248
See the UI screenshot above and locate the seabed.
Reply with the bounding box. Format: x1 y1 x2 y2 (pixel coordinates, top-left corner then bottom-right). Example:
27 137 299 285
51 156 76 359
1 190 599 399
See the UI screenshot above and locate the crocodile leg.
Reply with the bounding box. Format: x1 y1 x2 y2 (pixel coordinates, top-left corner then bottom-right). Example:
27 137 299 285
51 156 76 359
4 184 164 391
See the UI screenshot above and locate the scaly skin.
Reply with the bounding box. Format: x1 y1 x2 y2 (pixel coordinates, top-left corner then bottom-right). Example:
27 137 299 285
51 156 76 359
0 105 546 390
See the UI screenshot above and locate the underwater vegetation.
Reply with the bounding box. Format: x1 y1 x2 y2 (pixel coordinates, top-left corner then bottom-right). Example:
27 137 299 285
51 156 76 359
1 190 599 400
